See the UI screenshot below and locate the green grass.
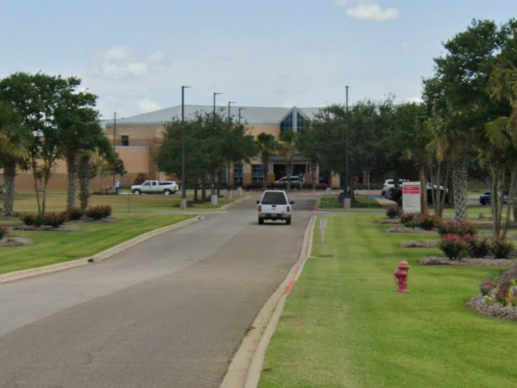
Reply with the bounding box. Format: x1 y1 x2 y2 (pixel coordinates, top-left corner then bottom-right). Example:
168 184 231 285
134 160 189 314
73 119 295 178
259 214 517 388
319 195 383 209
10 190 240 213
0 214 193 275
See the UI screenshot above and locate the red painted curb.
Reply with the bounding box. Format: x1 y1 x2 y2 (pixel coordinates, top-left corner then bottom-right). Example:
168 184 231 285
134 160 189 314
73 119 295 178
285 280 296 295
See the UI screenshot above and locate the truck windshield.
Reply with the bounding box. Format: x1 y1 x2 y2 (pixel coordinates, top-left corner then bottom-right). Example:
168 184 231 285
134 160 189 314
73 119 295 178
261 192 287 205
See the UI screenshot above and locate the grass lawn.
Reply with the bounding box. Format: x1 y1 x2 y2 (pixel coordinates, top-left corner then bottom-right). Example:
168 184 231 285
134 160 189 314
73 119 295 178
259 214 517 388
0 214 193 275
11 190 240 213
320 195 383 210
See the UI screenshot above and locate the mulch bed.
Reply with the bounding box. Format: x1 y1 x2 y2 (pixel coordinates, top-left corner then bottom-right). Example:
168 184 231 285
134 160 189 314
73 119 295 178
13 225 80 232
378 219 401 224
419 256 517 266
387 226 437 234
0 236 33 247
400 240 437 248
69 217 117 224
467 296 517 322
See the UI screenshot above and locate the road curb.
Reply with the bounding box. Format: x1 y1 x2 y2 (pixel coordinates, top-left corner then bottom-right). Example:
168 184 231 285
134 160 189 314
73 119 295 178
219 195 249 211
0 216 202 285
220 215 316 388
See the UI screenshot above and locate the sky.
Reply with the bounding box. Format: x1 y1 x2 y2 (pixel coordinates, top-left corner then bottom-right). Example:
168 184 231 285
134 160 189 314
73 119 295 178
1 0 515 120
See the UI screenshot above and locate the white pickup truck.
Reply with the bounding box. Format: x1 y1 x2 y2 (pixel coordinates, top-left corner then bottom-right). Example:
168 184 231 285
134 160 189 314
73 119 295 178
131 180 179 195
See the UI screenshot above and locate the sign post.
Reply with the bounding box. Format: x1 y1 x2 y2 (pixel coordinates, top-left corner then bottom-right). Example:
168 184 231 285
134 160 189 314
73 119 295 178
319 218 327 243
402 182 421 213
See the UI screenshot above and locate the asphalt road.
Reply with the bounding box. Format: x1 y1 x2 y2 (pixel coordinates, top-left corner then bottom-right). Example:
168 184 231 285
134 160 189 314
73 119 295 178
0 193 317 388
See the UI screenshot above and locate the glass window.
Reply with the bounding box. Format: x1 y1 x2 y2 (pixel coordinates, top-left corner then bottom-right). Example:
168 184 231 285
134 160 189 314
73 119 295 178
280 113 293 133
234 164 243 185
261 192 287 205
252 164 264 182
297 112 308 130
121 135 130 146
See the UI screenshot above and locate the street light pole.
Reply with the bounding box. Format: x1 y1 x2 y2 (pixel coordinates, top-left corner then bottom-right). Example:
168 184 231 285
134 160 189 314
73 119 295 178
344 85 351 209
180 85 190 211
113 112 117 187
212 92 222 205
227 101 235 125
238 107 245 124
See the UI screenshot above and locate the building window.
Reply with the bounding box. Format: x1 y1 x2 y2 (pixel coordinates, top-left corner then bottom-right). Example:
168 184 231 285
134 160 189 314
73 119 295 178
280 113 293 132
252 164 264 182
234 164 243 185
297 112 309 130
121 135 129 146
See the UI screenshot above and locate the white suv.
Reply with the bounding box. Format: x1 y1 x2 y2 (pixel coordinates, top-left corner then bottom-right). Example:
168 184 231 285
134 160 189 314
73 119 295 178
257 190 294 225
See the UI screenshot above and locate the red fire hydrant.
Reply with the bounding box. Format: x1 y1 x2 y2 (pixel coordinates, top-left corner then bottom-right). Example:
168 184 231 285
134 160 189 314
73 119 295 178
394 260 410 293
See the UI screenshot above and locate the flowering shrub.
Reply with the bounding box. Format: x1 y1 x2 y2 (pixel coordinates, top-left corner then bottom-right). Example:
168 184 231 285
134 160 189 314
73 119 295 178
21 212 66 228
491 239 514 259
415 213 442 230
438 234 469 260
480 278 495 295
0 225 8 240
437 219 477 237
84 205 112 220
464 235 491 258
400 212 417 227
386 206 401 219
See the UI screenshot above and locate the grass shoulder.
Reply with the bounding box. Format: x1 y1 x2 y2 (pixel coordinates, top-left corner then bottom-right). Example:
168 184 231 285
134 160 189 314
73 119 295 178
0 213 194 275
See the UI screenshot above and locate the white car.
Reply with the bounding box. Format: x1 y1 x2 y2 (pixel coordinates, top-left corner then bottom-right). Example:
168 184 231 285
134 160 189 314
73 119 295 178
257 190 294 225
382 179 409 197
131 180 179 195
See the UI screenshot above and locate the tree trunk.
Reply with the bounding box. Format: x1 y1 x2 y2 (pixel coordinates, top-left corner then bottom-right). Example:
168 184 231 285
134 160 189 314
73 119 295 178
31 157 43 216
78 156 91 211
66 153 78 212
286 163 293 191
3 163 16 216
262 155 269 190
194 177 198 202
452 157 468 222
201 179 206 201
502 166 517 239
419 165 427 214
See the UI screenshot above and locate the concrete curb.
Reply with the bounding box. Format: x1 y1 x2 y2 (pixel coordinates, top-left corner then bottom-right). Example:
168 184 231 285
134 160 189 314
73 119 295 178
0 216 202 285
220 215 316 388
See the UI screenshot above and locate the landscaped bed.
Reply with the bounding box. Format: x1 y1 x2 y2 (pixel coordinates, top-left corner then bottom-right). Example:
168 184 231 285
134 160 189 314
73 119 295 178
259 214 517 388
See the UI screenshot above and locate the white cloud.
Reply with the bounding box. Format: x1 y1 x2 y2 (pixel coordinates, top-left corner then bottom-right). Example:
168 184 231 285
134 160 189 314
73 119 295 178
335 0 399 22
400 42 410 52
105 45 133 62
137 97 163 113
148 51 165 64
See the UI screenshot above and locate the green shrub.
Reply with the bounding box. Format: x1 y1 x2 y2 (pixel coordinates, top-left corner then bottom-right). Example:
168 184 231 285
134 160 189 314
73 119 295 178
0 225 8 240
66 207 84 221
438 234 469 260
437 219 477 236
465 235 491 258
85 205 112 220
21 213 41 226
491 239 514 259
134 173 147 185
386 206 401 219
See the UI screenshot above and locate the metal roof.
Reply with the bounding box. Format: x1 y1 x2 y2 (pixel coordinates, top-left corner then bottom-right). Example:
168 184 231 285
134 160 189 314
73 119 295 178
108 105 323 126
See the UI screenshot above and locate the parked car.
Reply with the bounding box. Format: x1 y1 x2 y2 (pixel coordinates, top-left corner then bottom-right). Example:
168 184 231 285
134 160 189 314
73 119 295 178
257 190 294 225
479 191 508 205
382 179 409 197
131 180 179 195
275 176 304 185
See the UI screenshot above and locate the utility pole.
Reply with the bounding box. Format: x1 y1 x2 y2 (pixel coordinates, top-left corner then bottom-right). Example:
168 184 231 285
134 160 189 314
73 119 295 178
113 112 117 187
180 86 189 211
344 86 351 209
212 92 222 205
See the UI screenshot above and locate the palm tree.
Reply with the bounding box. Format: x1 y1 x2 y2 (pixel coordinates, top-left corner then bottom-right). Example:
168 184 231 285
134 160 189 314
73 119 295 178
256 133 278 189
0 102 30 216
279 131 298 191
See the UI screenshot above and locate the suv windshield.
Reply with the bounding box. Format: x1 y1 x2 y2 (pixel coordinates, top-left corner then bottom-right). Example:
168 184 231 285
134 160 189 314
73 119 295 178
261 192 287 205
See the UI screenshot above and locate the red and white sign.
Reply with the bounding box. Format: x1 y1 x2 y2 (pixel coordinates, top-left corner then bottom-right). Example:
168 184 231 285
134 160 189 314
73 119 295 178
402 182 421 213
